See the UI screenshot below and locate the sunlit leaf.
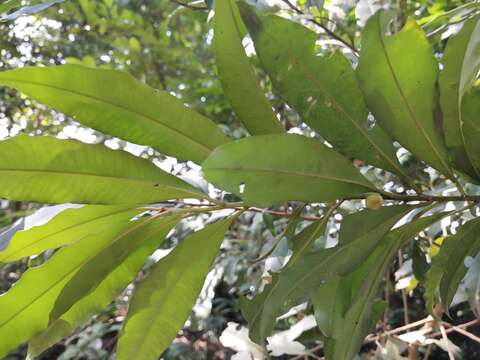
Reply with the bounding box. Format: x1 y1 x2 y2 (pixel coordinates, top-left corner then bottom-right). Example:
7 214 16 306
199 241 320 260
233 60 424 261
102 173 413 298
357 11 454 180
0 212 151 358
0 205 137 263
116 218 231 360
214 0 283 135
202 134 376 207
0 135 201 204
28 216 180 357
49 214 180 323
0 65 229 163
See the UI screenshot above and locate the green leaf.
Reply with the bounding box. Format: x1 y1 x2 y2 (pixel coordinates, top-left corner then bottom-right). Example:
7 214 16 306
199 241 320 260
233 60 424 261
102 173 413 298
202 134 376 207
440 16 480 178
0 135 201 204
49 214 180 323
320 213 446 360
0 205 137 263
357 11 454 180
0 0 21 14
425 218 480 313
0 211 148 358
116 218 230 360
0 65 229 163
28 216 179 358
463 86 480 175
214 0 283 135
239 5 408 180
242 205 411 343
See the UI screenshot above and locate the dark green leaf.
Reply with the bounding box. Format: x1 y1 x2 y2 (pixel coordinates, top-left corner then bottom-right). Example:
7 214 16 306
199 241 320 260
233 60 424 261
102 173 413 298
242 205 411 343
425 217 480 313
440 16 480 178
239 5 408 180
214 0 283 135
357 11 454 179
116 218 230 360
0 65 229 163
412 241 429 282
463 86 480 175
0 135 201 204
320 213 447 360
202 134 376 207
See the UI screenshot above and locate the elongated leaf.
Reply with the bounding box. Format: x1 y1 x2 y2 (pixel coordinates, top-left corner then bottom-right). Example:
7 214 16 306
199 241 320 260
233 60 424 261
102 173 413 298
0 212 149 358
0 135 201 204
242 205 411 343
463 86 480 174
357 11 454 179
425 217 480 313
214 0 283 135
202 134 376 207
321 213 446 360
239 5 408 180
28 216 177 357
0 65 229 163
0 205 137 263
50 214 180 322
441 17 480 168
440 16 480 178
117 218 230 360
0 0 22 14
0 0 63 21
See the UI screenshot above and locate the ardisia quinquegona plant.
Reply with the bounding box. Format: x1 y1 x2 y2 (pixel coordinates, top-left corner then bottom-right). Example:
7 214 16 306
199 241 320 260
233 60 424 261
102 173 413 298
0 1 479 359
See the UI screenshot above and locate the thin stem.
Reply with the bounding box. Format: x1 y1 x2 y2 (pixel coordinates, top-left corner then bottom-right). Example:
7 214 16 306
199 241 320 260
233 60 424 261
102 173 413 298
169 0 208 10
279 0 358 54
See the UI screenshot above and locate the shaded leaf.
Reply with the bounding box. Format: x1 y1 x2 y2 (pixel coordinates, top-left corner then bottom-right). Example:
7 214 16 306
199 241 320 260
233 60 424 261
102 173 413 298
239 5 408 180
214 0 283 135
242 205 411 343
0 205 137 263
116 218 230 360
424 218 480 313
439 16 480 178
463 86 480 175
0 65 229 163
357 11 454 179
202 134 376 207
321 213 446 360
0 135 201 204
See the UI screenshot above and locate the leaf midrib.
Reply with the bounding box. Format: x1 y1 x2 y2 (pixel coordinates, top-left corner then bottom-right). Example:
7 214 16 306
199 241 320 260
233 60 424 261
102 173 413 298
0 207 136 262
0 218 155 332
124 224 226 358
375 15 454 179
257 19 407 178
206 166 375 190
0 78 216 156
0 168 200 198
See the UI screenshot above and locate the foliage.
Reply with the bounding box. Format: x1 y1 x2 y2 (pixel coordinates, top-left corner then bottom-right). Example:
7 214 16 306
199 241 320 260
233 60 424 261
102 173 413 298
0 0 480 359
